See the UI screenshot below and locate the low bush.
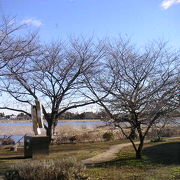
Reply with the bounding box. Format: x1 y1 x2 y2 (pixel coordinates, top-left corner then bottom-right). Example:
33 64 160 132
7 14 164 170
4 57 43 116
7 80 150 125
148 126 180 140
69 136 78 143
53 126 124 144
150 137 164 143
1 137 15 145
160 128 178 137
102 132 114 141
5 157 86 180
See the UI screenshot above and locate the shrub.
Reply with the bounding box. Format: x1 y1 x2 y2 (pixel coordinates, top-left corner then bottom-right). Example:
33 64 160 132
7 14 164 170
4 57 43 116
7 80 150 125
148 127 179 139
102 132 114 141
160 128 177 137
69 136 78 143
6 157 86 180
1 137 15 145
150 137 164 143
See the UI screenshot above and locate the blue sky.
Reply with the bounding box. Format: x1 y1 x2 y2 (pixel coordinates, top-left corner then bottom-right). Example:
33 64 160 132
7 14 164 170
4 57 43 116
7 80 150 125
0 0 180 114
0 0 180 47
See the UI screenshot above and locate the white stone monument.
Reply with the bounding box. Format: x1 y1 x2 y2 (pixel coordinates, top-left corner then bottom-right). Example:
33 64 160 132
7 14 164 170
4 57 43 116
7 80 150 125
24 100 49 158
31 100 44 135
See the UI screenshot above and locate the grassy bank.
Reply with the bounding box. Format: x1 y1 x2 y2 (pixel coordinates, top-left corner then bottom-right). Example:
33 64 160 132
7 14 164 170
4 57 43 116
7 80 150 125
0 140 124 174
1 138 180 179
85 137 180 179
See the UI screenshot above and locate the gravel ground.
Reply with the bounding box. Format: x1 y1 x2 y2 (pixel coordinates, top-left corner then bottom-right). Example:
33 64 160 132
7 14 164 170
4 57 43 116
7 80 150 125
82 142 136 165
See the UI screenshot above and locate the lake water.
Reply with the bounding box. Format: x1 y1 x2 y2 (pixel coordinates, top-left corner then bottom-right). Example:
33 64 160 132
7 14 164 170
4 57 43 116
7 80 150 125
1 118 179 143
0 135 25 143
0 120 105 143
0 120 104 127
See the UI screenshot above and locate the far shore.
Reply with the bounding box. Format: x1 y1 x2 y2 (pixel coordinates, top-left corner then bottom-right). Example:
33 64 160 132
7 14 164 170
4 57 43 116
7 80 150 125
0 118 179 136
0 119 105 136
0 117 179 137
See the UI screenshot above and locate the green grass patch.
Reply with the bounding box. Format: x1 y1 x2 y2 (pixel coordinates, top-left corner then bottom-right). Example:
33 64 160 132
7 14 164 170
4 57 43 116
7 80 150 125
49 140 126 160
0 140 124 174
84 138 180 179
1 138 180 179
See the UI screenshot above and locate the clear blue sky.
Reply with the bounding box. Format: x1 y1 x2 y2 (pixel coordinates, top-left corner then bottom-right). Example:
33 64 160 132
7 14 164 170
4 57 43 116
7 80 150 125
0 0 180 47
0 0 180 114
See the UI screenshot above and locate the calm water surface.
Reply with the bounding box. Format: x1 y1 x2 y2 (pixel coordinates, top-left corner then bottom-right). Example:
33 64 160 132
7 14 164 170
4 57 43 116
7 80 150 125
1 119 179 143
0 120 105 143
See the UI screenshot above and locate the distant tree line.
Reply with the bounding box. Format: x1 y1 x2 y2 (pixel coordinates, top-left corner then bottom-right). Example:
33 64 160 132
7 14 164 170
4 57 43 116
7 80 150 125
0 111 107 120
1 109 180 121
59 111 107 120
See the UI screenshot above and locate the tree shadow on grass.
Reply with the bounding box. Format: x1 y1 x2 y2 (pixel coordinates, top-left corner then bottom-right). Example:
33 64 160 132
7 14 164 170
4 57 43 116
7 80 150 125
143 142 180 165
0 156 25 160
86 142 180 168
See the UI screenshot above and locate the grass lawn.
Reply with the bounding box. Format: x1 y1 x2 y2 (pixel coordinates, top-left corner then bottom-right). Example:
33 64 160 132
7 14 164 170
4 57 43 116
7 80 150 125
1 138 180 179
0 140 124 174
85 137 180 180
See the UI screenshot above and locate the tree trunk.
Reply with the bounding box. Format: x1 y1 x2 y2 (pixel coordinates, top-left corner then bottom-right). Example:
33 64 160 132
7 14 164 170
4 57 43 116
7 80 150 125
46 126 52 137
46 125 53 141
44 116 58 142
136 149 142 159
129 127 136 140
45 119 54 142
135 139 144 159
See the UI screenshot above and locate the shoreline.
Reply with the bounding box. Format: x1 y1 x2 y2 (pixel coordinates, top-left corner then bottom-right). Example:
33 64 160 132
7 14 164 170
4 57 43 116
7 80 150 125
1 118 179 136
1 117 179 123
0 120 104 136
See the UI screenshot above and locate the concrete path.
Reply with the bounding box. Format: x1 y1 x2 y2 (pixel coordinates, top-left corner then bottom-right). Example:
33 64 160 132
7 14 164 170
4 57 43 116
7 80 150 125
82 142 139 165
82 137 180 165
0 175 5 180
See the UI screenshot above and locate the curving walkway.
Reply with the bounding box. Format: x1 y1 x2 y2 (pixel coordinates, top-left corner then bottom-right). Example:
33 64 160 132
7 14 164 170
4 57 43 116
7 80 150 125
82 137 180 165
0 175 5 180
82 141 139 165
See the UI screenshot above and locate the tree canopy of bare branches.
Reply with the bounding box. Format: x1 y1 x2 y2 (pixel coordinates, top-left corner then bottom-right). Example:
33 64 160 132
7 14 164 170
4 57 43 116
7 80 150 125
86 38 180 159
0 20 179 148
0 18 38 75
0 37 104 139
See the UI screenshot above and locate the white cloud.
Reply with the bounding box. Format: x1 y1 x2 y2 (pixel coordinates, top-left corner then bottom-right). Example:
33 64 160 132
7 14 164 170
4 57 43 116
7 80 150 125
21 18 43 27
161 0 180 9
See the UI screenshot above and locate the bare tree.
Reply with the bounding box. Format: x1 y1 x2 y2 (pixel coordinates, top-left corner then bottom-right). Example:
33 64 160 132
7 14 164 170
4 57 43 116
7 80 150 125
0 17 38 75
150 116 177 142
0 38 104 140
0 17 39 114
85 38 180 159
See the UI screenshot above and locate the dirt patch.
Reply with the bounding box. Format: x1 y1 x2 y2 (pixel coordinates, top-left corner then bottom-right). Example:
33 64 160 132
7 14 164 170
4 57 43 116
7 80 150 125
82 142 132 164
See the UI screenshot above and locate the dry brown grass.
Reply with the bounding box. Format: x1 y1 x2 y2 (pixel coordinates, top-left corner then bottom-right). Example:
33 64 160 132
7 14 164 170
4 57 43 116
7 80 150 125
53 125 125 144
